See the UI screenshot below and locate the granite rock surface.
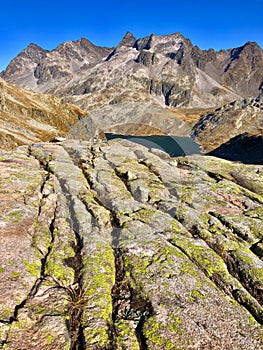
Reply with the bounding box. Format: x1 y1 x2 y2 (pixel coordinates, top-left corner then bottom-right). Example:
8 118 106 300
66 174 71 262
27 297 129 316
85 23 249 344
0 139 262 349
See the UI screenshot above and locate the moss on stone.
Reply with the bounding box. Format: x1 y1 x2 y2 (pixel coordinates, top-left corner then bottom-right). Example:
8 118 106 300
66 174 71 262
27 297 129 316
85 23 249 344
129 208 156 223
82 242 115 346
11 271 20 279
22 259 41 277
115 320 140 349
188 289 205 302
143 316 166 347
172 237 233 284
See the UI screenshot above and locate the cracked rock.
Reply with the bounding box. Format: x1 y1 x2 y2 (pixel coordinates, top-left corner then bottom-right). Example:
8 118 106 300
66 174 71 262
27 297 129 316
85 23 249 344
0 139 263 349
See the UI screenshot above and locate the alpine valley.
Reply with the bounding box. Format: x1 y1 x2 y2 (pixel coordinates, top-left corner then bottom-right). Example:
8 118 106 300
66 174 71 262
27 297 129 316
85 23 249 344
0 32 263 350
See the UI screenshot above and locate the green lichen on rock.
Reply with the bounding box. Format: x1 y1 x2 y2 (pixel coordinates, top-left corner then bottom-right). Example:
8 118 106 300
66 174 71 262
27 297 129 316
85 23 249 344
22 259 42 277
143 316 167 347
114 320 140 349
129 208 156 223
81 242 115 348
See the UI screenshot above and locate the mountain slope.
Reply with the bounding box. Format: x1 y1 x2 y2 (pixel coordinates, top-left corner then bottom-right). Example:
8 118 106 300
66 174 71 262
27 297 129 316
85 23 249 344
0 38 112 93
2 32 262 112
191 92 263 152
0 77 85 149
196 42 263 96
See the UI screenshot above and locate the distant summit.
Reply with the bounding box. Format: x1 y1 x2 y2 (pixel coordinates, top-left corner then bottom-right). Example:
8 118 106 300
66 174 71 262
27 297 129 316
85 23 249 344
118 31 137 47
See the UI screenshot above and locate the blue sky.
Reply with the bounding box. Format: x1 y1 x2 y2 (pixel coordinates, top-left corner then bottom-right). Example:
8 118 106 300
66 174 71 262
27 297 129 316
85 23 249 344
0 0 262 71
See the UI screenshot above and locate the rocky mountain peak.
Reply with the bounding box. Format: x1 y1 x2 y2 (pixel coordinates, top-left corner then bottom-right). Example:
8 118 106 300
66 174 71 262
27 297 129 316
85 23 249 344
78 37 96 46
26 42 46 51
17 44 44 61
18 43 47 62
55 37 110 56
0 42 48 84
133 32 186 53
118 31 137 47
229 41 262 61
243 41 262 51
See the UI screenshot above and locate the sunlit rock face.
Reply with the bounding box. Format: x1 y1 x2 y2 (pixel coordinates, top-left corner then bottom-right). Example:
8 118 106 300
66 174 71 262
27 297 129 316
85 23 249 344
191 92 263 152
2 33 262 113
0 32 263 349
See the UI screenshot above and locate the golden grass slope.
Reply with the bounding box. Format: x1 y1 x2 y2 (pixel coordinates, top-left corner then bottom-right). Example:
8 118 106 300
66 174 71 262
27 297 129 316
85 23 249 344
0 78 85 149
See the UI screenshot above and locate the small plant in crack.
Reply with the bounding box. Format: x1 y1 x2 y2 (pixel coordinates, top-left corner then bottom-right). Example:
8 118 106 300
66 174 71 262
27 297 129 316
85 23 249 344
47 275 91 313
65 284 89 312
122 305 148 322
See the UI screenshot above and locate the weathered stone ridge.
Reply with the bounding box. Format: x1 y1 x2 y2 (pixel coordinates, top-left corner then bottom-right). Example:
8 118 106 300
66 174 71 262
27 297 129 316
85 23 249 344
0 139 263 349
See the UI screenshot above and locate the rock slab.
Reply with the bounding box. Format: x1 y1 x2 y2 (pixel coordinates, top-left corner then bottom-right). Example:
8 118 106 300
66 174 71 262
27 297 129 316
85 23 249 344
0 139 263 349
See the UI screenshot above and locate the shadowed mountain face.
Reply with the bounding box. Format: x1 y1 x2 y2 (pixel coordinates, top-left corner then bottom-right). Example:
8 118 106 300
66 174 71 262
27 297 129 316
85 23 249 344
207 133 263 164
1 33 262 112
0 77 85 149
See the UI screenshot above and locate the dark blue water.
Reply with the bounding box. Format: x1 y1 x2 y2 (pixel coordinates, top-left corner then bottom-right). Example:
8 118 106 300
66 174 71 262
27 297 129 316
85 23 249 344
105 133 202 157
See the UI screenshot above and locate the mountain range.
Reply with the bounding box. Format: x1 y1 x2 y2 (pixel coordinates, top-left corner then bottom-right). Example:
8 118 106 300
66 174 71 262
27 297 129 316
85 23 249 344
0 32 263 158
1 32 262 111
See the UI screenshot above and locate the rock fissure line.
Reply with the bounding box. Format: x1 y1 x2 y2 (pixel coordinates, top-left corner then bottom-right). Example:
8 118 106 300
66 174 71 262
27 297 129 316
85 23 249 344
75 145 263 330
40 209 56 277
111 247 154 350
55 177 85 350
206 171 223 183
31 146 87 350
169 233 263 324
112 167 133 197
126 262 155 350
231 172 263 199
210 211 251 242
23 149 87 346
0 180 57 329
200 213 263 313
28 145 54 174
2 142 263 348
226 251 263 306
138 160 163 183
250 240 263 258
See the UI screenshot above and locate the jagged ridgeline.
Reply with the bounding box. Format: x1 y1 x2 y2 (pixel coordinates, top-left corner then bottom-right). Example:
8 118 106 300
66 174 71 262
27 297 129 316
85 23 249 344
1 32 262 112
1 31 262 160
